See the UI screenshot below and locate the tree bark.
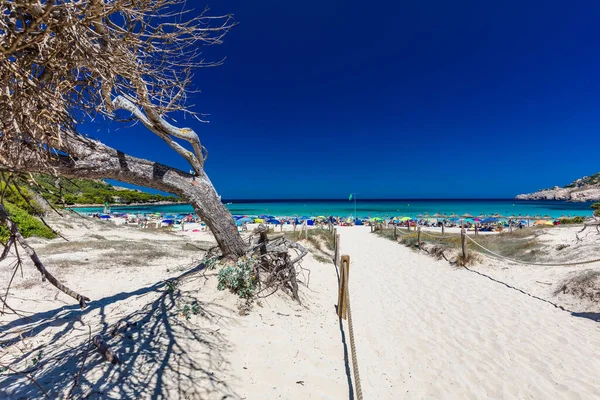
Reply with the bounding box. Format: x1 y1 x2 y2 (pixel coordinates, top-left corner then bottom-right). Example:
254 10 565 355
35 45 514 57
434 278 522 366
14 137 246 258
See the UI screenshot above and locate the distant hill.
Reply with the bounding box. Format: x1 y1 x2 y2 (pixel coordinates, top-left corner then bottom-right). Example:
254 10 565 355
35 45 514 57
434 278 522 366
32 176 181 205
516 172 600 202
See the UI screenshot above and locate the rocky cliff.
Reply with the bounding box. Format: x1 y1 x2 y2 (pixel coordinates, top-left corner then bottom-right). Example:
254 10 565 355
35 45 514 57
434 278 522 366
515 173 600 202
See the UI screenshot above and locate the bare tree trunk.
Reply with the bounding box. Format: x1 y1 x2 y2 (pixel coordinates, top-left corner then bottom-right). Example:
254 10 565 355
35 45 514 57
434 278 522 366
15 137 246 258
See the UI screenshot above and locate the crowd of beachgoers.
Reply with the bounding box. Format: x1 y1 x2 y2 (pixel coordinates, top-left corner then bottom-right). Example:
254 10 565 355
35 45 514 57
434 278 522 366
84 209 573 233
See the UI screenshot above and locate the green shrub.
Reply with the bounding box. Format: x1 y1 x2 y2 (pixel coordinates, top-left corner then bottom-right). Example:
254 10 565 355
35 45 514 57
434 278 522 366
217 258 257 299
0 182 44 215
592 203 600 217
560 216 585 224
0 202 56 242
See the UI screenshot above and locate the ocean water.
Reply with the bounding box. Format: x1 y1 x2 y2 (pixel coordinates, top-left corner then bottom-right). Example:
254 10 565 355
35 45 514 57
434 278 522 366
74 199 595 219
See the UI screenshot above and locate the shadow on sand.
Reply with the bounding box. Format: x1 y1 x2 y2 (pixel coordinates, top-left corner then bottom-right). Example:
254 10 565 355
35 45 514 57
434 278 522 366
0 264 242 399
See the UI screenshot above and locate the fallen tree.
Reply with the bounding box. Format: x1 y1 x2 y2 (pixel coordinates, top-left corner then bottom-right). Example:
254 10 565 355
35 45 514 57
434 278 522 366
0 0 310 308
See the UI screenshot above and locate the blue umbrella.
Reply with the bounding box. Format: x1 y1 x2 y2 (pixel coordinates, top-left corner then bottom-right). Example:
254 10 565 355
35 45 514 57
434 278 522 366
238 217 253 223
481 218 498 223
267 218 280 224
162 219 174 224
307 219 314 226
99 214 111 219
355 219 363 225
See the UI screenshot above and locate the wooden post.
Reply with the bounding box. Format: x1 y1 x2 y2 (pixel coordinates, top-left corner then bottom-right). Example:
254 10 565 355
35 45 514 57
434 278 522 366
334 233 340 266
475 222 478 236
337 255 350 320
393 224 397 239
461 227 467 259
417 226 421 249
370 224 373 233
441 224 444 236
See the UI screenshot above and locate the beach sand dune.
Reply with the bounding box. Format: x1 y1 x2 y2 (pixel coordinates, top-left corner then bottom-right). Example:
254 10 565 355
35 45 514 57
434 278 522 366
338 226 600 399
0 216 348 399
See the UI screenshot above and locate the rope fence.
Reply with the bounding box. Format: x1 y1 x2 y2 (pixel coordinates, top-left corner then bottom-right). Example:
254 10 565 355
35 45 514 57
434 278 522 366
384 224 600 267
334 237 364 400
466 235 600 267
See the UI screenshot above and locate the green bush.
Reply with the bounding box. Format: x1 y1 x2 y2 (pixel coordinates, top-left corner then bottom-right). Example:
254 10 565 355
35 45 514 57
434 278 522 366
559 216 585 224
592 203 600 217
0 182 44 215
217 258 257 299
0 202 56 242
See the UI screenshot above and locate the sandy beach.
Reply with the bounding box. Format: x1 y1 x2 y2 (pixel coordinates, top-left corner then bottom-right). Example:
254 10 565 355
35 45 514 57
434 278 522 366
338 226 600 399
1 215 599 399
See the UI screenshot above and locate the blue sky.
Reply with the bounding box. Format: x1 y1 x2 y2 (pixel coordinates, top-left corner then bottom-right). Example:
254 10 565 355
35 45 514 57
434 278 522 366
88 0 600 199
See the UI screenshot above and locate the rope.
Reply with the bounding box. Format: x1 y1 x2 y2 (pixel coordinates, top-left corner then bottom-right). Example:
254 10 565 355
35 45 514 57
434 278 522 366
394 228 414 236
345 281 364 400
466 235 600 266
419 230 461 239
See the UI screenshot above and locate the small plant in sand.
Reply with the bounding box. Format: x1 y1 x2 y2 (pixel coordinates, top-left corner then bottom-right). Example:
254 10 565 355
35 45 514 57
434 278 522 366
456 251 481 267
30 350 43 367
178 302 201 320
217 258 258 299
204 256 219 270
165 280 179 293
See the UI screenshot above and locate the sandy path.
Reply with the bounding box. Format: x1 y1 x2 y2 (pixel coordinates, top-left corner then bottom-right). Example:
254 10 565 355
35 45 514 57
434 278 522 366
338 226 600 399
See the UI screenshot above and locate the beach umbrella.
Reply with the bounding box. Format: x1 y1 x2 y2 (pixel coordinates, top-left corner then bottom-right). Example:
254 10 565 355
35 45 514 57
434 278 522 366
99 214 111 219
416 214 424 218
238 217 253 223
461 213 474 219
507 215 517 219
267 218 280 225
400 216 412 221
431 213 443 218
370 217 383 222
254 218 264 223
448 213 459 218
481 217 498 224
315 216 326 220
543 214 552 220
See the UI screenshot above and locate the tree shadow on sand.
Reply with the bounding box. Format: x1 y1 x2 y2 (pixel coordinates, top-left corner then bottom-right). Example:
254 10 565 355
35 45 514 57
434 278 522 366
0 264 242 399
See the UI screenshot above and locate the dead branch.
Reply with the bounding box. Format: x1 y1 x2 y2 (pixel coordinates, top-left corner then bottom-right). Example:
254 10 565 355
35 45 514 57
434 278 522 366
92 334 120 365
0 362 51 399
245 225 308 303
0 205 90 308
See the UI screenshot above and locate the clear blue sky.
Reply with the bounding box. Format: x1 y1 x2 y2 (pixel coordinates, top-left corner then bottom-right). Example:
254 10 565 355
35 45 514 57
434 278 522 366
86 0 600 199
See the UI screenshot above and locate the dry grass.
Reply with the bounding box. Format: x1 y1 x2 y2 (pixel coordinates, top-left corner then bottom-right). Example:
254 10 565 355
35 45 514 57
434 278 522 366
313 254 331 264
456 251 482 267
12 279 38 290
555 270 600 302
376 227 548 264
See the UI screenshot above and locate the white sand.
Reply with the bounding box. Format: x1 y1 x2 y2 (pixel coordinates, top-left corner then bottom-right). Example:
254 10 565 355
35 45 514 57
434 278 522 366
338 225 600 399
2 215 600 399
0 216 348 399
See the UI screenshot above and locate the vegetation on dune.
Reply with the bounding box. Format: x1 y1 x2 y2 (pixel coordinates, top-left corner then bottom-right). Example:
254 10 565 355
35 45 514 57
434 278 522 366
0 202 56 242
564 172 600 188
560 216 586 224
555 270 600 302
375 227 546 264
592 202 600 217
31 175 181 206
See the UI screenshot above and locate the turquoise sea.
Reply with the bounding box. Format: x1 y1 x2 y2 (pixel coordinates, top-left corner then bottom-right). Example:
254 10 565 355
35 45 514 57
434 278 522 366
74 199 595 219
